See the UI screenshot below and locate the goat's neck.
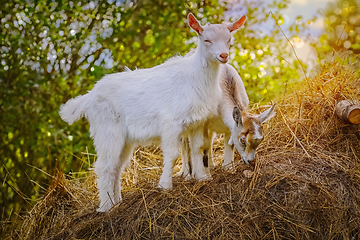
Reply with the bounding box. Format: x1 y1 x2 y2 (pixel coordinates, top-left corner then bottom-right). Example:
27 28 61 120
192 44 221 80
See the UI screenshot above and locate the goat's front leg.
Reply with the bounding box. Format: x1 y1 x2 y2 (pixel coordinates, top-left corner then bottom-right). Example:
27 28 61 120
158 133 181 190
189 126 211 181
223 133 235 169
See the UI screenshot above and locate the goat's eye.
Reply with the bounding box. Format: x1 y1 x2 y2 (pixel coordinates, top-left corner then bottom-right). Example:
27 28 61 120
227 38 231 43
240 139 246 145
204 40 212 43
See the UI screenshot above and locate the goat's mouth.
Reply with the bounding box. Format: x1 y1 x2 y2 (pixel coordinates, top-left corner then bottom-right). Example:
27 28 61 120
216 57 228 64
243 160 250 165
241 156 255 166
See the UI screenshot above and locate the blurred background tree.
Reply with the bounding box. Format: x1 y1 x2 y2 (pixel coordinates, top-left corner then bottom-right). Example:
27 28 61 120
227 1 304 101
314 0 360 64
0 0 303 226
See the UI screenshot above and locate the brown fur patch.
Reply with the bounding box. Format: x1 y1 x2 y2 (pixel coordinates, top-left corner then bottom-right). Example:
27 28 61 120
240 114 264 152
220 67 245 111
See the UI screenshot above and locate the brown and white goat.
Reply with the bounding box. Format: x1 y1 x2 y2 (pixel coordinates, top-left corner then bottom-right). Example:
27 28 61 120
178 63 276 179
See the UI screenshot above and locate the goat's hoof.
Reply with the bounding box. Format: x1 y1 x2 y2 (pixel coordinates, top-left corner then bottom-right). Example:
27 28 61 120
174 171 183 178
175 170 193 180
202 175 213 181
222 163 235 171
175 170 189 178
196 174 212 182
97 203 113 213
157 182 172 190
184 174 192 181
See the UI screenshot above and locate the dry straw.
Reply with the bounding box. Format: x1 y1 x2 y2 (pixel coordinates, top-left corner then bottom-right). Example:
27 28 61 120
7 59 360 239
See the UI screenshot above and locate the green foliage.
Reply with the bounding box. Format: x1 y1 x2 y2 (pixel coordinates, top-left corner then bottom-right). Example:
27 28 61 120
0 0 222 224
314 0 360 65
229 4 302 102
0 0 303 227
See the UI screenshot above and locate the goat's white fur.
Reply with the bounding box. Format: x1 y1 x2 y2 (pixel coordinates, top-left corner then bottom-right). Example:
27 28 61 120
178 63 276 179
177 63 247 178
59 13 246 212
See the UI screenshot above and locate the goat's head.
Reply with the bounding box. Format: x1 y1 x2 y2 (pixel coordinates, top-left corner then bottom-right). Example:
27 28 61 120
187 13 246 64
229 104 276 165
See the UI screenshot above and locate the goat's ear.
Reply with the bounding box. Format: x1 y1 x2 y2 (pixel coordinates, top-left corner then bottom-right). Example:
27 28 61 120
188 13 204 35
233 106 243 126
258 104 276 124
228 15 247 33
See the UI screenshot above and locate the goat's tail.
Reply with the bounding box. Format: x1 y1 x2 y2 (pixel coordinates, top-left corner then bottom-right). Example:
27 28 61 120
59 93 90 125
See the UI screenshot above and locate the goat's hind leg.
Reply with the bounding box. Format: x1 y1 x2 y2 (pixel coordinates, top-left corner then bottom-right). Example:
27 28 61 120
202 127 215 175
176 136 192 180
92 125 126 212
114 143 134 204
189 126 212 181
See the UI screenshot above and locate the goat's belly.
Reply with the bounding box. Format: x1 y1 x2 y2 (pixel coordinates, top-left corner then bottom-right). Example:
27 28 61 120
127 136 161 147
126 120 161 143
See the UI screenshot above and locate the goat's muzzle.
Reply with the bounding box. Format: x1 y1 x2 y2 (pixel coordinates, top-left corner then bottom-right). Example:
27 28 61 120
217 53 228 63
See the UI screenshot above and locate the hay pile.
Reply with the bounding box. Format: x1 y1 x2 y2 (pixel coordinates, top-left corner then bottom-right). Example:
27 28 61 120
9 60 360 239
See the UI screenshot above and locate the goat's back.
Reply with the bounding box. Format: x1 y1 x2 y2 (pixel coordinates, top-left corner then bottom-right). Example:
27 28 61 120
84 55 222 141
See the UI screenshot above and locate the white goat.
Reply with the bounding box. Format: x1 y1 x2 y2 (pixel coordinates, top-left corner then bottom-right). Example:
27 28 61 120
178 63 276 179
59 13 247 212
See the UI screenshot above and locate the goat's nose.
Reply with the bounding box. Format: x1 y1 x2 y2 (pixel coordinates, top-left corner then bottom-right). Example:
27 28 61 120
219 53 228 60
